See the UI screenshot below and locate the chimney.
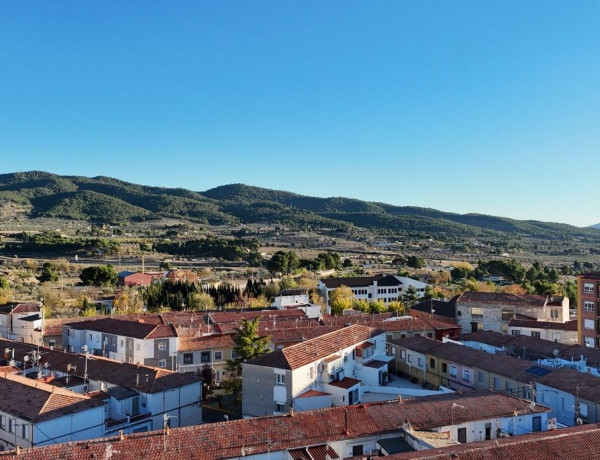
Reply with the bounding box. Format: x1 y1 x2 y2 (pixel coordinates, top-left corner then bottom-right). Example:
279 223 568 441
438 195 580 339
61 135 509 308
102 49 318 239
15 445 20 455
289 407 294 417
397 395 402 403
165 425 170 436
119 430 124 441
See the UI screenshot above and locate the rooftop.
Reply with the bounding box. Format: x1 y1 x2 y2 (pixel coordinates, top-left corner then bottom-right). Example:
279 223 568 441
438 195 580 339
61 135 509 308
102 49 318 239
320 274 401 289
457 292 548 307
63 317 176 339
0 391 550 459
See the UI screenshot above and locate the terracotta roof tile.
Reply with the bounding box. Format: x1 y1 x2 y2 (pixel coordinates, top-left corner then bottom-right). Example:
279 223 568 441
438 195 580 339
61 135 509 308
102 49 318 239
0 391 550 459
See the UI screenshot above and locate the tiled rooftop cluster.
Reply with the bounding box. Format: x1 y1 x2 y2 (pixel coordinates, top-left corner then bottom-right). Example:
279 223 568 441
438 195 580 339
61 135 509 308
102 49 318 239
0 391 549 459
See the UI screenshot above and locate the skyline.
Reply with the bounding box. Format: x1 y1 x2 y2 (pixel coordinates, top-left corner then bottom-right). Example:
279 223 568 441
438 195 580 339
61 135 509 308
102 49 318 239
1 2 599 227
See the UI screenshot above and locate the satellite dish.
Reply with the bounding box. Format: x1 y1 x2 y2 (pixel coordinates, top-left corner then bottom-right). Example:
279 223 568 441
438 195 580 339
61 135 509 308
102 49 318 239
553 349 559 357
529 401 536 410
576 418 583 425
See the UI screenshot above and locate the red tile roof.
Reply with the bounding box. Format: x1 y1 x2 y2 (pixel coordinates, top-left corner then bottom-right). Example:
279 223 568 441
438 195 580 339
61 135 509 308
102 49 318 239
178 334 236 352
328 377 361 389
64 317 176 339
0 391 550 459
508 318 577 331
297 390 331 398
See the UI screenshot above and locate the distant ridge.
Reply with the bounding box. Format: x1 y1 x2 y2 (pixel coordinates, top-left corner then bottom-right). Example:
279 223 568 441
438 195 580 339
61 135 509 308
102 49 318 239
0 171 599 241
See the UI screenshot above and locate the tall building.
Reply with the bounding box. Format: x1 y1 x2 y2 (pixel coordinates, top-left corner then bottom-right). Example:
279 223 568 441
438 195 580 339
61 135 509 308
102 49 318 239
578 272 600 347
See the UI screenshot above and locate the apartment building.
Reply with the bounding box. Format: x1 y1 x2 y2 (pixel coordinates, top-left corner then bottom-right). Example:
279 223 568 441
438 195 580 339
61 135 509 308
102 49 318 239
578 272 600 347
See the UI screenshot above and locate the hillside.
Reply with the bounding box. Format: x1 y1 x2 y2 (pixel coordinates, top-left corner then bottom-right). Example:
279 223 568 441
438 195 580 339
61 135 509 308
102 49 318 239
1 172 599 242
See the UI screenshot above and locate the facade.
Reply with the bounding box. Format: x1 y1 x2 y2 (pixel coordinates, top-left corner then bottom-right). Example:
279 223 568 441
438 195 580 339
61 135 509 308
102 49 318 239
456 292 569 334
271 289 321 318
0 304 43 344
2 391 554 459
508 318 578 344
0 373 104 451
318 274 428 309
177 334 235 382
62 318 178 369
390 336 600 427
578 272 600 347
0 338 202 435
242 324 392 417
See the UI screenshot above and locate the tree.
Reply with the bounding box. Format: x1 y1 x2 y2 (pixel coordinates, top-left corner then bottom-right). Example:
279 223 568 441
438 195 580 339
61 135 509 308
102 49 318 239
113 287 144 314
0 276 11 305
406 256 425 269
402 286 419 307
223 317 271 403
80 265 117 286
329 285 354 315
369 300 386 314
188 292 216 311
450 266 472 283
387 301 405 314
37 262 59 283
343 258 353 268
352 298 369 312
199 364 216 397
316 252 341 270
248 250 263 267
159 261 171 270
267 251 300 274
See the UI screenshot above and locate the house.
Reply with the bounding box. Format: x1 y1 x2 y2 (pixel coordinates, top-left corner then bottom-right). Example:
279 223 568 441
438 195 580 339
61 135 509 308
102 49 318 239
0 338 202 434
0 391 553 459
507 318 578 344
62 318 178 369
117 271 161 287
378 423 600 459
389 336 600 427
271 289 322 318
455 292 570 333
242 324 391 417
177 334 236 382
578 272 600 347
0 373 105 451
0 303 43 344
318 274 428 310
410 296 459 324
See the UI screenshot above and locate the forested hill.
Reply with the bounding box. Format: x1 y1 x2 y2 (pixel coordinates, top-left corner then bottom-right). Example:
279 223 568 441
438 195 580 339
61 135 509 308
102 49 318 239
0 171 598 241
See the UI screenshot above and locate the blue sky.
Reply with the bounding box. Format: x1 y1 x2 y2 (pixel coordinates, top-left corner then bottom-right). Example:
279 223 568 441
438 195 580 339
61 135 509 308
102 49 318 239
1 2 599 226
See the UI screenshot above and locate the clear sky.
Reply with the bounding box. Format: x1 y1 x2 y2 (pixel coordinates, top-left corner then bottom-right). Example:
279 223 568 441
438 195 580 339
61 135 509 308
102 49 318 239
1 2 599 226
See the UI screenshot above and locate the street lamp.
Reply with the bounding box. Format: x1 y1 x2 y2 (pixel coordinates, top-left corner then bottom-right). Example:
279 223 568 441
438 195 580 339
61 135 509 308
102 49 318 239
451 403 465 426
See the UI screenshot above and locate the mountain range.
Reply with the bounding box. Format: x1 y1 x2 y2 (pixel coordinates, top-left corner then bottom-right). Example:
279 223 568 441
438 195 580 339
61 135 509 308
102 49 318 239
0 171 598 241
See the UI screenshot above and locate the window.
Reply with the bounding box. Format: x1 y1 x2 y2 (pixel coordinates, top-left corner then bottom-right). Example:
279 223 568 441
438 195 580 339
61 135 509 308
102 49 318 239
512 330 521 336
501 310 514 321
48 339 56 348
493 377 501 390
400 350 406 359
449 365 458 378
478 371 485 384
89 333 93 341
417 357 424 367
429 358 436 369
442 362 448 373
276 373 285 385
550 309 560 319
158 359 166 368
22 425 29 440
112 337 117 346
8 419 12 433
427 333 433 339
584 301 595 312
158 342 167 351
231 350 240 360
407 354 413 363
531 331 541 339
584 283 594 294
471 307 484 317
127 341 132 350
200 351 210 363
585 337 595 347
505 381 512 393
462 369 470 382
352 445 364 456
343 354 348 364
0 416 5 430
214 351 222 361
580 403 589 418
275 403 285 412
120 340 124 348
584 319 595 330
128 357 133 363
136 343 141 351
183 353 193 364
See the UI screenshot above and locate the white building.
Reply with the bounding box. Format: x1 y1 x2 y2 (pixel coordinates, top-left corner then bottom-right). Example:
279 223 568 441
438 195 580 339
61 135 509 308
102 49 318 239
0 303 43 345
242 324 393 417
62 318 178 369
271 289 322 318
319 274 428 310
0 373 105 450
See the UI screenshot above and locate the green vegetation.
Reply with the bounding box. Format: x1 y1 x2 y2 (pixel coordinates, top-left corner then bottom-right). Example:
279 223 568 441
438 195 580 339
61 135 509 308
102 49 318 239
2 172 600 242
79 265 118 286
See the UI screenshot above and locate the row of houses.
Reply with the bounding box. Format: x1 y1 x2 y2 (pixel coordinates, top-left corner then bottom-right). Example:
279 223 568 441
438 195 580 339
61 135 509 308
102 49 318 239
0 390 557 459
390 336 600 428
0 338 202 451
